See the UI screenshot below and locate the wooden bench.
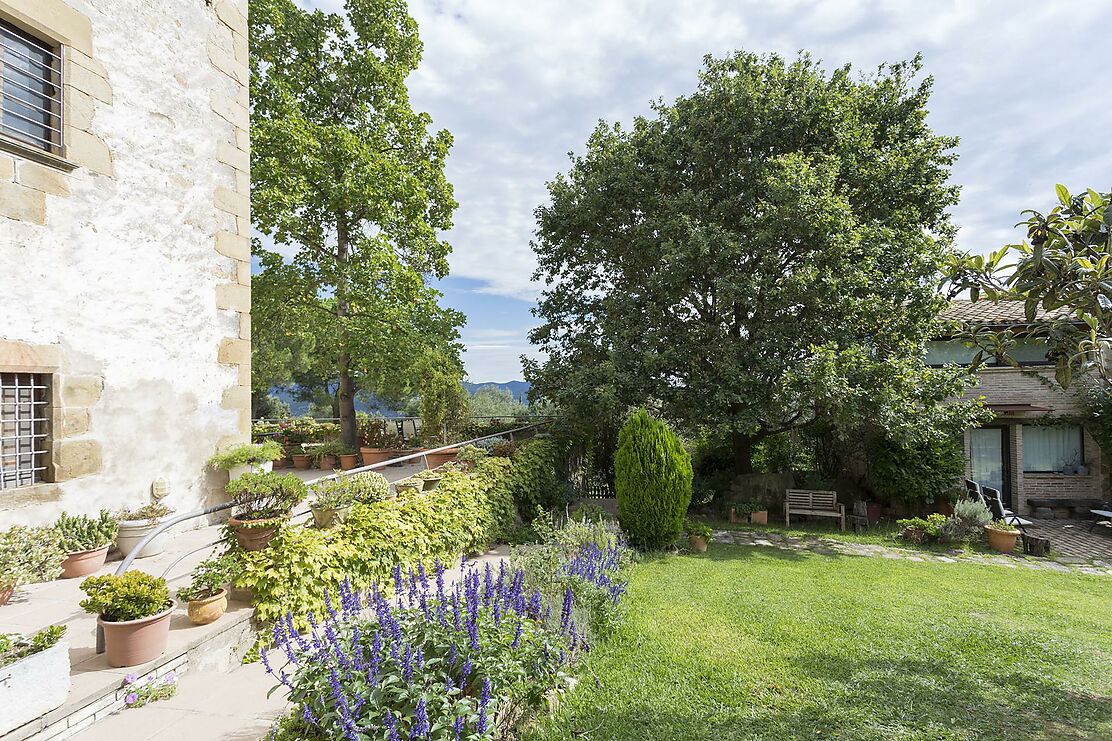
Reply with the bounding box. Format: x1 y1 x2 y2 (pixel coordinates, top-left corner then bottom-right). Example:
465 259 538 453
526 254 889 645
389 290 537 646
784 489 845 531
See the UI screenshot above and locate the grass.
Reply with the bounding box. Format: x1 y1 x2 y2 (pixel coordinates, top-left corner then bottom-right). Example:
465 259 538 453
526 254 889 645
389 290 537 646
528 544 1112 741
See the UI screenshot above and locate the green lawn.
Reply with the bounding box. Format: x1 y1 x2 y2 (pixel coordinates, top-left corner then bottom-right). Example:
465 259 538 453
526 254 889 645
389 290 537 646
528 544 1112 741
692 515 981 554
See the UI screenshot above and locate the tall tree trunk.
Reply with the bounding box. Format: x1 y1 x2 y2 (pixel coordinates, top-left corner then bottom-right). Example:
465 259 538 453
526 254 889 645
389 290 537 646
336 222 358 449
732 431 754 475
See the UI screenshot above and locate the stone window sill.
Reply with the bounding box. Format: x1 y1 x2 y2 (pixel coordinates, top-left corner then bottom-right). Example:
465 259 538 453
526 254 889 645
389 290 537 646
0 482 62 509
0 133 78 173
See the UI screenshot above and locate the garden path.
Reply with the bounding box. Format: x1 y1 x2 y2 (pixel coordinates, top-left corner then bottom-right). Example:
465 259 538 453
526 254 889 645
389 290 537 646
713 528 1112 576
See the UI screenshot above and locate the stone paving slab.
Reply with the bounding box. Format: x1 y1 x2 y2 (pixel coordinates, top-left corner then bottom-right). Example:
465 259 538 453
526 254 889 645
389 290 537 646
711 529 1112 576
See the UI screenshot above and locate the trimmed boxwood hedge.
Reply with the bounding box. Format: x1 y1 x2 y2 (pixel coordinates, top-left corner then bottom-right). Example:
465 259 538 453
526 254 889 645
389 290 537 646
234 456 516 630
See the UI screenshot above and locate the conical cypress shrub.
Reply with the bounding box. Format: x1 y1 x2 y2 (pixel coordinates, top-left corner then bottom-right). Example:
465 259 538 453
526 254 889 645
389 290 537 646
615 408 693 549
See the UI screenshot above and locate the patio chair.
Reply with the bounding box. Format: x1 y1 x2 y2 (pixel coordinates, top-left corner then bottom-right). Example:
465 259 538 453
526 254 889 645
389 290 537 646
983 486 1031 534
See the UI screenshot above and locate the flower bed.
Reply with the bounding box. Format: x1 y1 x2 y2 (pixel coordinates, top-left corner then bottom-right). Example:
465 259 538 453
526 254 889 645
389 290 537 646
266 529 631 739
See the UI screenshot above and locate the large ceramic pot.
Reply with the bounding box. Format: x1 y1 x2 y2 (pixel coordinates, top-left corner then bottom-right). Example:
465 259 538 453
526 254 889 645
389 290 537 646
339 454 358 470
186 588 228 626
310 504 351 529
98 603 174 667
228 460 273 480
291 454 311 470
116 519 168 559
984 525 1019 554
0 640 70 734
227 516 287 551
424 448 460 466
60 544 110 579
318 455 338 470
360 447 396 465
688 535 708 553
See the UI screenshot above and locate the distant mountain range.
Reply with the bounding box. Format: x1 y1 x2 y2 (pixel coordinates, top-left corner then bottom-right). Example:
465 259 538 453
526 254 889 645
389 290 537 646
271 381 531 417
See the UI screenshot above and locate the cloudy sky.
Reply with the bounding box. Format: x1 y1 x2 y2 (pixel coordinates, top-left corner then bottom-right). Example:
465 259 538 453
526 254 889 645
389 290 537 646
298 0 1112 382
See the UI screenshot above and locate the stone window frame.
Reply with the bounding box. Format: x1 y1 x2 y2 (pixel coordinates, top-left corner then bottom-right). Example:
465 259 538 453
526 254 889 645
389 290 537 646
0 370 53 490
0 1 88 173
0 18 64 157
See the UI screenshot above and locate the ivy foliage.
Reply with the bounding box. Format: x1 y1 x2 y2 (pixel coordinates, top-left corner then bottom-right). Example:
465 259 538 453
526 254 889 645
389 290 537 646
234 457 516 630
615 409 693 550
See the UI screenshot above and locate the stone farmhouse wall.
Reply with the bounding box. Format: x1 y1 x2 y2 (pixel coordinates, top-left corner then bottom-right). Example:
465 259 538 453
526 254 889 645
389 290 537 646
0 0 250 525
962 367 1105 516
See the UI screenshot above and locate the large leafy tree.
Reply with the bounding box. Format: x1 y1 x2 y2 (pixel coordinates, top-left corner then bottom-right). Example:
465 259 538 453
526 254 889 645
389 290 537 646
251 0 463 447
528 51 962 473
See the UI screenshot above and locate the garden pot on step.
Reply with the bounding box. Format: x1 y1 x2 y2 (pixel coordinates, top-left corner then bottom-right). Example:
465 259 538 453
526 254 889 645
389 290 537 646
227 516 287 551
749 510 768 525
984 525 1019 554
318 455 337 470
360 447 396 465
228 460 273 480
310 505 351 529
0 640 70 735
339 454 358 470
424 448 460 467
291 454 311 469
272 457 287 470
98 603 174 667
60 544 110 579
186 588 228 626
0 583 13 607
688 535 708 553
115 519 168 559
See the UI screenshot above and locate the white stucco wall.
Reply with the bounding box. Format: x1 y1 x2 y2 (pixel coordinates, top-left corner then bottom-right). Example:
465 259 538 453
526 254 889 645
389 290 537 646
0 0 250 525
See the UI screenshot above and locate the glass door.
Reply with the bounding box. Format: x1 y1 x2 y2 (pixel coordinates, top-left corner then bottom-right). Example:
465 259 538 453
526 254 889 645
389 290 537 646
970 426 1010 506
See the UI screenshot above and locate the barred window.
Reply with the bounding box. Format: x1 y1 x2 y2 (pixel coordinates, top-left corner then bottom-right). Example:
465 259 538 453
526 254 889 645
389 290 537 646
0 20 63 153
0 373 50 490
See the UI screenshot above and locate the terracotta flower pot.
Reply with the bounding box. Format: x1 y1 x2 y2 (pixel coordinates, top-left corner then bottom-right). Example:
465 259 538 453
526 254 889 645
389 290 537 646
310 504 351 529
227 516 287 551
866 503 882 524
98 603 174 667
749 510 768 525
0 583 13 607
339 454 358 470
424 449 460 466
688 535 708 553
984 525 1019 554
291 454 311 469
186 588 228 626
60 544 110 579
360 447 396 465
934 496 954 516
272 457 287 470
318 455 337 470
728 508 743 524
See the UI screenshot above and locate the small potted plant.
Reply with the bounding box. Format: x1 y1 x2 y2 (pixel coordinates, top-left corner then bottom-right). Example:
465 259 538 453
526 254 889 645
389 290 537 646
414 469 442 491
209 440 284 480
984 519 1021 553
177 555 237 625
337 445 358 471
79 571 172 667
115 500 174 560
686 519 712 553
309 472 389 528
0 526 65 606
0 625 69 734
289 445 311 470
729 500 765 525
394 479 422 497
455 444 487 471
313 441 349 471
225 472 306 551
55 511 118 579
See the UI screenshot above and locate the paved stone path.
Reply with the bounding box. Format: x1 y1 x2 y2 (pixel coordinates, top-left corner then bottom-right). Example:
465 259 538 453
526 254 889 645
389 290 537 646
712 528 1112 576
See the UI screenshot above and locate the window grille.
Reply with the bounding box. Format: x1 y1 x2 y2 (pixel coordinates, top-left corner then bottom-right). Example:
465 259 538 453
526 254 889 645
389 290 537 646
0 372 49 490
0 20 63 153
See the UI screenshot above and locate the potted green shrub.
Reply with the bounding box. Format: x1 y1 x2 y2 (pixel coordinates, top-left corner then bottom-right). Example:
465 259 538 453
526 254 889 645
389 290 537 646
309 471 389 528
394 479 422 497
80 571 172 667
55 511 118 579
177 555 238 625
225 472 306 551
0 526 64 606
984 519 1020 553
729 500 767 525
359 426 406 465
0 626 69 734
115 500 174 560
686 519 712 553
209 440 284 480
289 445 311 470
313 440 350 470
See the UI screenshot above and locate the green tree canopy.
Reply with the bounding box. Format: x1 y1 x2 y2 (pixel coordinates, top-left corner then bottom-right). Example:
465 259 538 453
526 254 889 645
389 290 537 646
250 0 464 447
527 51 962 473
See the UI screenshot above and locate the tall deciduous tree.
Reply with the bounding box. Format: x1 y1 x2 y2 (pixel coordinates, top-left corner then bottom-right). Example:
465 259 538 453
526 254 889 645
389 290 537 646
250 0 463 447
527 52 961 473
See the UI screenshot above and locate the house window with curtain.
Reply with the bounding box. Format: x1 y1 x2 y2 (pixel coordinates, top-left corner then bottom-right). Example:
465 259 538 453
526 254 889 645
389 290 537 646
0 19 64 154
1022 425 1083 473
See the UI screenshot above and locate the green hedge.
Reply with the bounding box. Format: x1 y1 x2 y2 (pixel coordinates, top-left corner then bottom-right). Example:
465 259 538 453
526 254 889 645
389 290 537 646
235 456 515 629
615 408 693 549
506 437 569 517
